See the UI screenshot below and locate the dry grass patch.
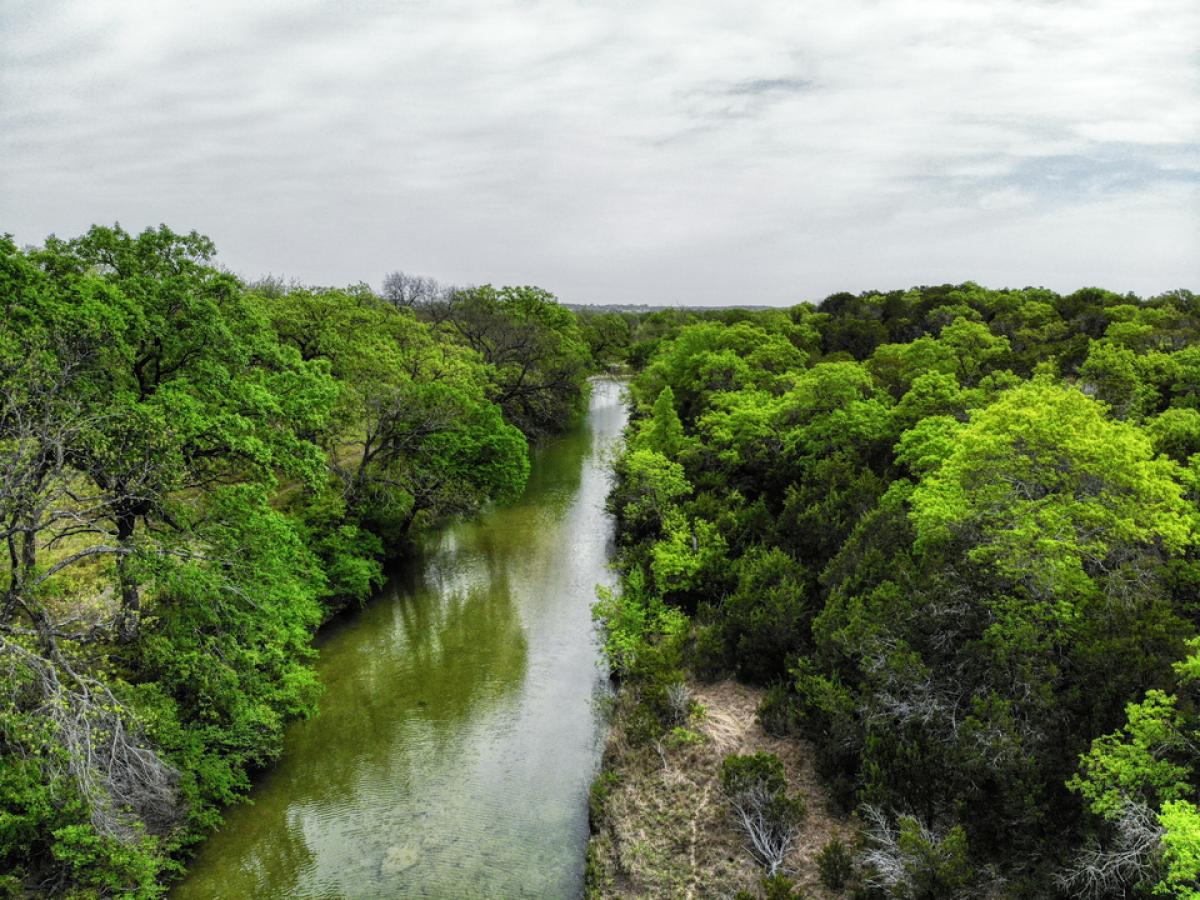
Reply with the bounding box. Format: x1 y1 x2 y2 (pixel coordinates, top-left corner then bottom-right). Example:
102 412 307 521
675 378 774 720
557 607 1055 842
588 679 855 899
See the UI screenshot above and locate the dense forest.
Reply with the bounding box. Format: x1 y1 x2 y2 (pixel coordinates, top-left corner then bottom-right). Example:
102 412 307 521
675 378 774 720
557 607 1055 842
594 284 1200 897
3 224 1198 898
0 225 594 896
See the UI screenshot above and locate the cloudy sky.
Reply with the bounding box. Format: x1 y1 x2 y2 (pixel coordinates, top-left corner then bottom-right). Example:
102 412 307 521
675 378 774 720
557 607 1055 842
2 0 1197 305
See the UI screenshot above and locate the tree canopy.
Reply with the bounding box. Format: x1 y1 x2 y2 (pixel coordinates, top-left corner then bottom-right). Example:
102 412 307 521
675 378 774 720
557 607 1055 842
0 225 589 896
595 281 1200 898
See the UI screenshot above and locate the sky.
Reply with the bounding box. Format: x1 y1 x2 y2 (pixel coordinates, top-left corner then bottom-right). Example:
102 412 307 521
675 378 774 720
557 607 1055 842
1 0 1198 305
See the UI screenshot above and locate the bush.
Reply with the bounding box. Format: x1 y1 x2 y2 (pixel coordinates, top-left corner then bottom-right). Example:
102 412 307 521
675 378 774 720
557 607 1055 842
588 771 619 830
625 672 697 743
720 752 789 797
817 837 854 891
757 683 798 737
624 697 667 745
761 872 801 898
721 753 806 876
690 619 731 681
664 726 706 749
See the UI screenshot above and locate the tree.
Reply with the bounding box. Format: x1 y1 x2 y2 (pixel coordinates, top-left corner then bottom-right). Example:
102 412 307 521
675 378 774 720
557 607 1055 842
719 753 805 877
638 386 685 457
380 270 447 309
860 807 974 899
578 311 633 367
1070 690 1194 822
641 322 806 424
608 449 691 548
436 284 591 437
1065 643 1200 897
910 380 1193 605
257 286 529 540
0 237 184 885
1158 801 1200 899
1079 340 1160 420
600 283 1200 893
23 225 335 642
718 547 811 683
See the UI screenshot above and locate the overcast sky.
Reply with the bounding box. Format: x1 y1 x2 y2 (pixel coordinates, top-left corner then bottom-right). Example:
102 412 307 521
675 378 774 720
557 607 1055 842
2 0 1197 305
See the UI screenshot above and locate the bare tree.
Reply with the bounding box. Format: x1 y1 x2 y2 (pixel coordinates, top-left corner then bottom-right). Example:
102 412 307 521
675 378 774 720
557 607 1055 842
725 781 803 876
0 349 183 844
0 635 182 841
861 805 923 896
381 270 445 308
1056 803 1165 898
720 754 805 877
665 680 692 726
860 805 984 899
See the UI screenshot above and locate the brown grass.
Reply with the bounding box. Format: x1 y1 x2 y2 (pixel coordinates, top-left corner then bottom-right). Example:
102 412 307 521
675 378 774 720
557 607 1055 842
588 679 856 899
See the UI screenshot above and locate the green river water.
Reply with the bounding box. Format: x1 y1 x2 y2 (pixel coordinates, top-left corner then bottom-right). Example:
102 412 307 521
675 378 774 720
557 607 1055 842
172 379 628 899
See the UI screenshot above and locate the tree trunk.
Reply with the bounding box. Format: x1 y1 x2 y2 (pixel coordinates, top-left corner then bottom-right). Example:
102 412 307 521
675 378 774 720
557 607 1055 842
114 512 141 643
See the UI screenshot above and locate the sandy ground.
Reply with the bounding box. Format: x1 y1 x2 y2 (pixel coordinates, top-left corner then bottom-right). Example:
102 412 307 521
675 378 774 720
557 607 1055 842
588 679 856 899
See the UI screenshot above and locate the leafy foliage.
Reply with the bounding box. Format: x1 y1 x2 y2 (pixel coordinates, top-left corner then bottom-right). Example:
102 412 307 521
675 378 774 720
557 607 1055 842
596 282 1200 896
0 225 590 895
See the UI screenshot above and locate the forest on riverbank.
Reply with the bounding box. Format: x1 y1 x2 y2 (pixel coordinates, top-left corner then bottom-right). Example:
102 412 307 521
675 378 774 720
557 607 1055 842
5 224 1198 898
591 284 1200 898
0 224 610 896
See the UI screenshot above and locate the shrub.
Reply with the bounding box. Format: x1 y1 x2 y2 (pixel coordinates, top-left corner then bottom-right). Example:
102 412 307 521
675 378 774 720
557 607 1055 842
721 753 805 877
720 752 789 797
664 726 705 749
593 568 687 680
624 698 667 745
690 619 731 681
588 771 619 830
757 683 798 737
817 837 854 891
761 872 801 898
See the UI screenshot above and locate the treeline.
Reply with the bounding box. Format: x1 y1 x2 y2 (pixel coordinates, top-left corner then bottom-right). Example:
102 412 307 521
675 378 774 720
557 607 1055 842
0 225 591 896
597 283 1200 897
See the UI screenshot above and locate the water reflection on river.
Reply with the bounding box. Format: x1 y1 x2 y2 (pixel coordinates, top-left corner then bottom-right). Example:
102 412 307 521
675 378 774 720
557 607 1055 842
172 379 627 899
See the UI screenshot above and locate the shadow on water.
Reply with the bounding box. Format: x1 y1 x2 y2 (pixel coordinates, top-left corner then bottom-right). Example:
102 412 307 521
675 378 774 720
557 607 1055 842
172 379 628 900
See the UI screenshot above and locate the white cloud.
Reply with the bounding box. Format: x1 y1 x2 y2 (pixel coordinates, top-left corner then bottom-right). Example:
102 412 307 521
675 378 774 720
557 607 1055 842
1 0 1197 302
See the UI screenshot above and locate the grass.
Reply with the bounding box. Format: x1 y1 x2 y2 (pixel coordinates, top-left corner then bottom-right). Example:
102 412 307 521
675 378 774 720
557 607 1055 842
586 679 856 899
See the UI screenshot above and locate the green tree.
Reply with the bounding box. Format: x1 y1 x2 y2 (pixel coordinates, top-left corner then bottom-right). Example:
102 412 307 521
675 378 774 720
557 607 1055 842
1159 801 1200 899
910 380 1193 603
34 225 334 641
437 284 590 437
258 285 530 541
638 386 685 457
1079 340 1160 420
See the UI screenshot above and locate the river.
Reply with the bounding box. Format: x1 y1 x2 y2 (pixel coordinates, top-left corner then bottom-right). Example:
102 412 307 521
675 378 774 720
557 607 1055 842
172 378 628 899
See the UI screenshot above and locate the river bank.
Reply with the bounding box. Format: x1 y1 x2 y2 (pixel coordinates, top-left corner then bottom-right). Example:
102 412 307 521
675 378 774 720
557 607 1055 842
586 679 856 899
